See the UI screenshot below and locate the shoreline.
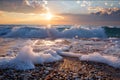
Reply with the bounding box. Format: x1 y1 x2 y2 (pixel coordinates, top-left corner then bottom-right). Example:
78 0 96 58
0 56 120 80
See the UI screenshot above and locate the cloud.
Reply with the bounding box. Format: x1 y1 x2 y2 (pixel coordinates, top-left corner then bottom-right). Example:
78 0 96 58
58 13 120 25
90 7 120 16
88 7 104 12
0 0 47 14
0 11 4 16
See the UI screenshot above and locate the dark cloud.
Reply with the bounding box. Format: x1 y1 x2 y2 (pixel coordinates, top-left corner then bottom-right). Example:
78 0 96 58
59 13 120 25
0 0 47 14
91 8 120 16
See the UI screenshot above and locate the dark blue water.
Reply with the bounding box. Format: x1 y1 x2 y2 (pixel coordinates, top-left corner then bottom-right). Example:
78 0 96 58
103 26 120 38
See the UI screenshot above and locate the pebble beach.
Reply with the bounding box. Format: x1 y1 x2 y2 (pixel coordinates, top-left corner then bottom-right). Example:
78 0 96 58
0 56 120 80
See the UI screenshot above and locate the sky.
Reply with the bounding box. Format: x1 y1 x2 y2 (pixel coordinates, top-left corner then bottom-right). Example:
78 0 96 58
0 0 120 25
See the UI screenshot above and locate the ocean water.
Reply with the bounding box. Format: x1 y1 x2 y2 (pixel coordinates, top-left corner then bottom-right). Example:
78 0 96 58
0 25 120 70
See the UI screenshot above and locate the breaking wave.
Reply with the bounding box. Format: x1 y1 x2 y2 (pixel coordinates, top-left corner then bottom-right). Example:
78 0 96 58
0 45 62 70
0 25 108 38
0 25 120 70
0 38 120 70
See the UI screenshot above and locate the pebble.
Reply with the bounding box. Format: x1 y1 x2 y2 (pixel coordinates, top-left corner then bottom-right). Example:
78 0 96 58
73 73 78 78
46 67 53 71
44 70 49 74
0 57 119 80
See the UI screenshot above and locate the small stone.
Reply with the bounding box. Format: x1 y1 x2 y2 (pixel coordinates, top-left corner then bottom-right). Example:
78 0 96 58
46 67 53 71
39 78 42 80
75 77 81 80
96 76 102 79
73 73 78 78
44 70 49 74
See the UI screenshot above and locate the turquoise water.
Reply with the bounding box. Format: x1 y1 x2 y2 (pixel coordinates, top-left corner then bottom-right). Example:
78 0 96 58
103 27 120 38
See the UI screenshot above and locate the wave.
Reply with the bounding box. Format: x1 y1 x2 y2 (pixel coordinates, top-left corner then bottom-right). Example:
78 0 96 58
0 25 108 38
0 38 120 70
103 27 120 38
0 45 62 70
0 25 120 70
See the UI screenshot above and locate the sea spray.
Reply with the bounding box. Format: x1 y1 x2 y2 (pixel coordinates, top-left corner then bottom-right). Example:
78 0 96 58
80 52 120 68
0 45 62 70
0 38 120 70
1 26 107 38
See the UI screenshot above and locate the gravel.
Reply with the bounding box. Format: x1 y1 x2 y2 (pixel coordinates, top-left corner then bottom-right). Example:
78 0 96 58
0 57 120 80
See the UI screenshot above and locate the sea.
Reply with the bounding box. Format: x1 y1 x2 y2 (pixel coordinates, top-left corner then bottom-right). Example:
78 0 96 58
0 25 120 70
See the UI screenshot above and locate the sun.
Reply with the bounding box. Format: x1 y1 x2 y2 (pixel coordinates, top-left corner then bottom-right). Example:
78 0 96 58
45 12 53 20
40 12 64 21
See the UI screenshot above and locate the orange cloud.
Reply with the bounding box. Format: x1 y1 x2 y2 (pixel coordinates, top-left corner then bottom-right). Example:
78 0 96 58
89 7 120 16
0 11 4 16
88 7 104 12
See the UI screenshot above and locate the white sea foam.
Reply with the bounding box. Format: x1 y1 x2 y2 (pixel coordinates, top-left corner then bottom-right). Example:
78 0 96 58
0 26 106 38
0 45 62 70
80 53 120 68
56 49 120 68
0 38 120 70
104 43 120 56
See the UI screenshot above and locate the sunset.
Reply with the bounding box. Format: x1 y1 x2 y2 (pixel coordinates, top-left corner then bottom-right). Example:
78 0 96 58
0 0 120 80
0 0 120 25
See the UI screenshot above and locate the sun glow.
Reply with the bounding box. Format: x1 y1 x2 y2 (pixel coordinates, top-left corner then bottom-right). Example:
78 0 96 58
45 12 53 20
39 12 64 22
